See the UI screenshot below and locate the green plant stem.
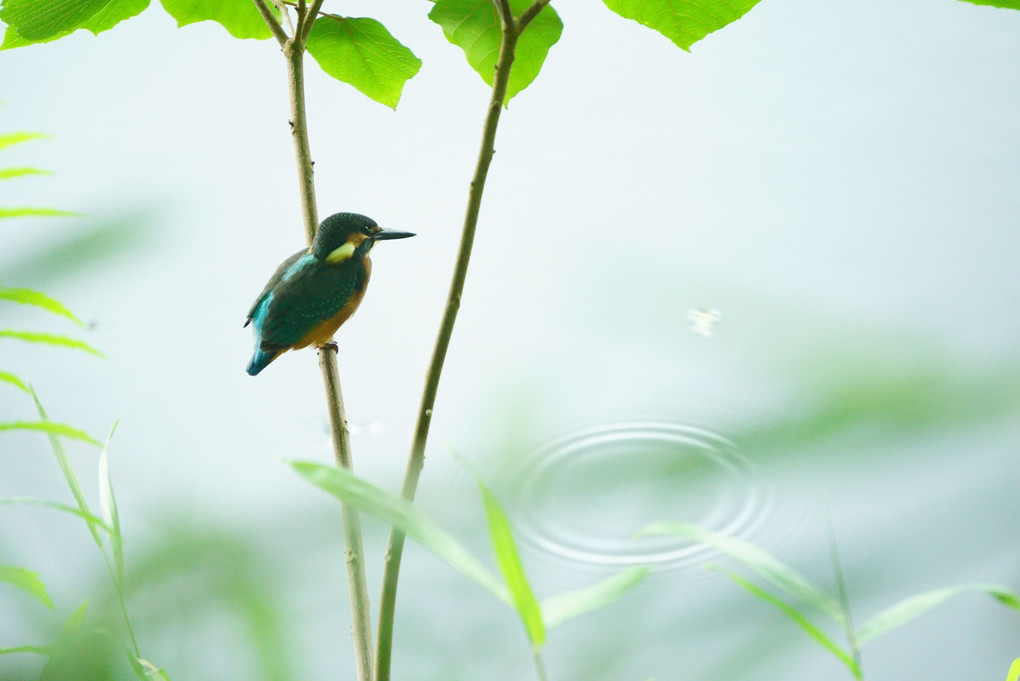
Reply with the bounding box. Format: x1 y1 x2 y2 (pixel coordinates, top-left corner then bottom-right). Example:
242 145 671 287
373 1 550 679
826 514 863 679
252 2 375 680
533 649 550 681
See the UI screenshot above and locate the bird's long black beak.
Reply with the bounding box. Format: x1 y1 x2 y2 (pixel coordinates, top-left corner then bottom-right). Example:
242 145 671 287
373 228 416 241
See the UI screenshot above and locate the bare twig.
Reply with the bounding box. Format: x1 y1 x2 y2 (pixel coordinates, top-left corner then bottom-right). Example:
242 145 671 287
251 0 289 46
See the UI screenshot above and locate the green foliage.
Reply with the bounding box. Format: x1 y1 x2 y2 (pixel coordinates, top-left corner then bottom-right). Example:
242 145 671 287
1008 658 1020 681
0 207 77 218
0 497 114 533
159 0 277 39
0 0 149 47
540 565 650 628
959 0 1020 7
0 370 29 392
306 15 422 109
0 131 47 149
0 286 85 325
428 0 562 105
0 330 104 355
0 564 55 609
0 166 49 179
0 420 102 446
601 0 761 50
130 657 174 681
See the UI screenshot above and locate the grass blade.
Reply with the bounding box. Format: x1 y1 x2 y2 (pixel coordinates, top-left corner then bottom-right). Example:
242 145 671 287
130 656 173 681
292 461 508 601
0 166 51 179
1007 657 1020 681
0 420 101 446
0 497 112 534
0 564 54 609
30 389 103 548
0 286 84 325
0 207 77 219
642 522 845 623
0 330 103 356
856 583 1020 645
0 131 46 150
0 645 51 655
0 370 29 392
98 423 123 583
709 564 860 676
478 482 545 649
541 566 650 629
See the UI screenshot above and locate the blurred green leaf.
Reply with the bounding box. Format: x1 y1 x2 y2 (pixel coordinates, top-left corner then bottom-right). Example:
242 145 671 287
0 330 104 356
0 370 29 392
856 583 1020 645
0 564 55 609
31 390 105 548
0 132 46 149
98 424 124 583
0 497 113 534
957 0 1020 8
130 656 174 681
0 420 102 447
642 522 845 623
428 0 562 105
709 565 859 675
0 644 51 655
292 461 510 601
478 481 545 648
1007 658 1020 681
0 0 149 45
0 207 77 218
0 286 84 325
0 166 51 179
602 0 760 51
306 15 422 109
541 566 650 628
159 0 278 40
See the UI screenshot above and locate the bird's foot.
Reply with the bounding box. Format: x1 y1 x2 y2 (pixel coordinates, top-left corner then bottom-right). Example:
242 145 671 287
318 341 339 355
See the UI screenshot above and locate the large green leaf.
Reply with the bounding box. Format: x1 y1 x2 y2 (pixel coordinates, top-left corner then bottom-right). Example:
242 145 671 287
0 564 54 609
0 330 103 356
1008 658 1020 681
0 0 149 45
0 286 84 325
428 0 562 104
958 0 1020 8
478 482 545 648
541 566 650 628
159 0 277 40
292 462 509 601
306 15 421 109
856 583 1020 645
601 0 760 51
0 420 102 447
642 522 845 623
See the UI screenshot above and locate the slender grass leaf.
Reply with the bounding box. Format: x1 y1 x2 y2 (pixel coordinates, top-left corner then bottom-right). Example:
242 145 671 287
958 0 1020 8
0 330 104 356
428 0 562 105
31 390 104 548
98 424 124 584
478 482 545 648
292 461 509 601
1007 658 1020 681
709 565 859 675
0 497 113 533
642 522 845 623
0 207 77 218
130 656 173 681
0 645 51 655
0 287 84 325
0 371 29 392
856 583 1020 645
0 564 55 609
306 15 422 109
602 0 761 51
0 0 149 44
0 421 102 447
159 0 278 40
0 167 51 179
0 132 46 150
541 566 650 628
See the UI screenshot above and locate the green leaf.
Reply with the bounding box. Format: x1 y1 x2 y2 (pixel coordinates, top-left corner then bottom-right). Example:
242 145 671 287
957 0 1020 8
856 583 1020 645
0 421 102 447
0 207 77 218
0 330 104 356
0 287 84 325
0 645 51 655
130 656 174 681
159 0 278 40
642 522 845 623
0 564 55 609
478 482 545 648
0 167 50 179
98 424 124 584
601 0 761 51
428 0 562 104
541 566 650 628
0 132 46 150
306 15 422 109
292 461 509 601
0 370 29 392
1007 658 1020 681
0 0 149 45
709 565 859 675
0 497 113 534
31 390 105 548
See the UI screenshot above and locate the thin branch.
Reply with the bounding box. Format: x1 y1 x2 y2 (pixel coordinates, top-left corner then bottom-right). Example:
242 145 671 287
298 0 327 47
518 0 553 32
271 0 296 37
494 0 515 31
251 0 289 46
374 14 525 681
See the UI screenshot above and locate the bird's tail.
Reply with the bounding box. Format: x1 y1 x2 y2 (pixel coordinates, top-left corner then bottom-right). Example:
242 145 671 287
246 346 280 376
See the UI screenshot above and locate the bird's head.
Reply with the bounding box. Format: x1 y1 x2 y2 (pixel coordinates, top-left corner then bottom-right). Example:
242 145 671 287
311 212 415 264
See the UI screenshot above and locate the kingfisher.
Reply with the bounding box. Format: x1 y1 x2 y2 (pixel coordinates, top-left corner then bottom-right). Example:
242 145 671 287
245 212 414 375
